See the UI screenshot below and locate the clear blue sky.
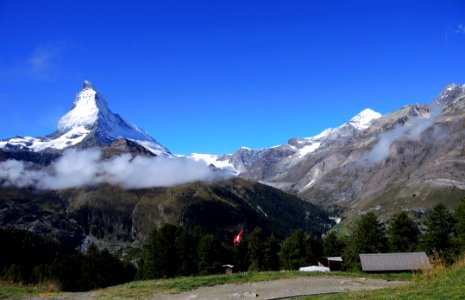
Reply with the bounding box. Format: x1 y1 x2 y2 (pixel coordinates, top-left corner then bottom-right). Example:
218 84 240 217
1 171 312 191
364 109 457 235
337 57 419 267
0 0 464 155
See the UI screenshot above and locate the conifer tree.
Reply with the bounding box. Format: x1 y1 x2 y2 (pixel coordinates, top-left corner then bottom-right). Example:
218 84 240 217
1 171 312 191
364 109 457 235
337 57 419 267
323 231 346 257
233 238 249 271
343 212 388 270
248 227 266 271
352 212 388 254
422 203 455 255
279 229 318 270
454 198 465 252
196 234 223 275
263 234 280 271
388 212 419 252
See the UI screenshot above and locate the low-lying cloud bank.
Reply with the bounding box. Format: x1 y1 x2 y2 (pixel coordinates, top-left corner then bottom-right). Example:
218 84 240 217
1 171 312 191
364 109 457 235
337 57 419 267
362 102 443 164
0 149 233 190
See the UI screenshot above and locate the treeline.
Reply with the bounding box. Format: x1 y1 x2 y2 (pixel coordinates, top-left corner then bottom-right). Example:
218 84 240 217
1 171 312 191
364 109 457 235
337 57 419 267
136 225 322 279
0 228 135 291
3 199 465 290
341 200 465 269
136 199 465 278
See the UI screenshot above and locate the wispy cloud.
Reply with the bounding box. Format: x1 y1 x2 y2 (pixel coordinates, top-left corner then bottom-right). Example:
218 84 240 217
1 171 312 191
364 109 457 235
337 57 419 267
0 42 68 81
444 24 465 42
23 42 67 80
456 24 465 35
0 149 233 190
360 103 443 164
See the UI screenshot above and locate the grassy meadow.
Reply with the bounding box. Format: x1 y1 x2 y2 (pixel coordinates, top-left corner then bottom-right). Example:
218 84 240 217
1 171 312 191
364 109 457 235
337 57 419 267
3 255 465 299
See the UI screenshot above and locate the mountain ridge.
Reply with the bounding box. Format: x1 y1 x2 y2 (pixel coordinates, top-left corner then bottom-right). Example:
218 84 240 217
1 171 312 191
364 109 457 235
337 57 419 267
204 83 465 221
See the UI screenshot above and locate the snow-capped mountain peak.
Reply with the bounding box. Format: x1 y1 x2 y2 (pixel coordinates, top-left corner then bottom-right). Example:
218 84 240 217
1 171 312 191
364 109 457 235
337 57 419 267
347 108 382 130
57 81 110 132
0 81 171 156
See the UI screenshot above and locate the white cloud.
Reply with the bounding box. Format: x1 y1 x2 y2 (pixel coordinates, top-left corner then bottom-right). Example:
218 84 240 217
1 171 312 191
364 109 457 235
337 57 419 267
24 42 67 80
0 149 233 190
0 42 68 81
39 148 101 189
361 103 443 164
456 24 465 35
0 160 46 188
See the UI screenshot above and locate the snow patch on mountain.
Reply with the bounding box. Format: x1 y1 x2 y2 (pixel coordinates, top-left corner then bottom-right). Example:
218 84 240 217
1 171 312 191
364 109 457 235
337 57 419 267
0 126 90 151
301 108 381 142
348 108 382 130
298 142 321 157
189 153 239 175
195 108 383 175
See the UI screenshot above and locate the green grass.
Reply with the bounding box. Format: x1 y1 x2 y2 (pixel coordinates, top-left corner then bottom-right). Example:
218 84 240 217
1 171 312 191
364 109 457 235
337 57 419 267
0 271 411 299
0 281 48 299
92 271 410 300
312 260 465 299
7 264 465 300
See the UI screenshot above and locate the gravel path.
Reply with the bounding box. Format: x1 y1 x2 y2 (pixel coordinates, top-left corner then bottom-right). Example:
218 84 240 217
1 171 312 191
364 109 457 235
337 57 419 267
25 276 407 300
150 276 407 299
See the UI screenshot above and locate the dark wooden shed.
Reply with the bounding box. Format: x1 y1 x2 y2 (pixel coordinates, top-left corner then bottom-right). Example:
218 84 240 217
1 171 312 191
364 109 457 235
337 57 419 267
318 256 343 271
222 264 234 275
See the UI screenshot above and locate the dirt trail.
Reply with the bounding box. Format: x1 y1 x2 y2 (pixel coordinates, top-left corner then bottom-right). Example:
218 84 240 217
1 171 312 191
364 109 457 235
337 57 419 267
25 276 407 300
151 276 406 299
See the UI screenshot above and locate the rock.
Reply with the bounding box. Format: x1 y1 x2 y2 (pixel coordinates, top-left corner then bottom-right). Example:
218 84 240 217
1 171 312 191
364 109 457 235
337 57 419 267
229 292 241 298
243 291 259 298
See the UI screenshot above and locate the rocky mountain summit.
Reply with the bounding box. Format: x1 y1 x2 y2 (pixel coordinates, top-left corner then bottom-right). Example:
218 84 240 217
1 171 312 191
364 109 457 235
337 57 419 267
0 81 171 158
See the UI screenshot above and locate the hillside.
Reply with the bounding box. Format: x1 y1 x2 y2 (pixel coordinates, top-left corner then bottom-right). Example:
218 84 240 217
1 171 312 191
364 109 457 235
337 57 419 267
0 178 332 252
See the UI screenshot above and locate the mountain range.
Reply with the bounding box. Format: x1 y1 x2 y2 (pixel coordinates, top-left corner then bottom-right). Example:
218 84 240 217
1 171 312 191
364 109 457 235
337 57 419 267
200 83 465 224
1 81 465 249
0 81 333 252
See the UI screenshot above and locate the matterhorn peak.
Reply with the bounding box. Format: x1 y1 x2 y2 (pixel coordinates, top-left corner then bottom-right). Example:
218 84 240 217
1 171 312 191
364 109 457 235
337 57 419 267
58 81 110 132
82 80 94 90
52 81 171 155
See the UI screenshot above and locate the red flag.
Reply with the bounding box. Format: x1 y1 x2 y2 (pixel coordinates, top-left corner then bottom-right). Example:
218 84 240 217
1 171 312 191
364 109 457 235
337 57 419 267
233 229 243 248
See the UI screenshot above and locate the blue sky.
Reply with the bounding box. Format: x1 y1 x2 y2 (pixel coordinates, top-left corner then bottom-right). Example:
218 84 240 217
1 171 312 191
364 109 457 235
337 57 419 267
0 0 464 155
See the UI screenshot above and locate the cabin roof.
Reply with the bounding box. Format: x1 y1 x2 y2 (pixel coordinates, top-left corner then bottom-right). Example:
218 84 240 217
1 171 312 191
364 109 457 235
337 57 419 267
359 252 431 272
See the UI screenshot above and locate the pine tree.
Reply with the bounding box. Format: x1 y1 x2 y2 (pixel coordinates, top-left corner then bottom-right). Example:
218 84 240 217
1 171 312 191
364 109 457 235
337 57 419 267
343 212 388 270
454 198 465 252
233 238 250 272
388 212 419 252
263 234 280 271
174 227 196 276
248 227 266 271
305 234 323 265
352 212 388 253
323 231 346 257
279 229 308 270
422 203 455 255
138 224 184 279
196 234 223 275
